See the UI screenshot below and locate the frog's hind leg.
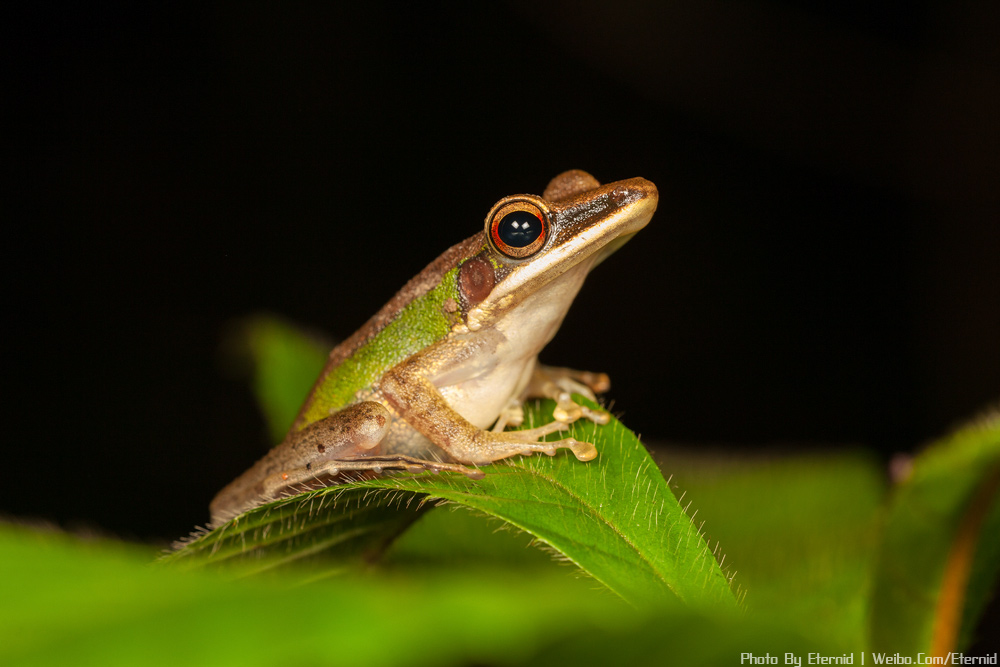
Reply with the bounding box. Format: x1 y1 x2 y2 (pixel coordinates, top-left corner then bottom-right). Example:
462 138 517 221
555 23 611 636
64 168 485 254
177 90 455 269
292 455 486 484
216 454 484 527
210 401 484 526
256 456 485 505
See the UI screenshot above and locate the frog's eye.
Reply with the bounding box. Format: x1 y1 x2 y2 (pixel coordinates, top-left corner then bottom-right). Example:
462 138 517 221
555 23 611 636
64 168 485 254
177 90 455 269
487 200 549 259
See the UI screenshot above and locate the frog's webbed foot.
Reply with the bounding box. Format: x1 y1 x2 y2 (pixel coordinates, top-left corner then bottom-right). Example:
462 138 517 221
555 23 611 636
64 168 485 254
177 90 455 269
523 365 612 426
466 421 595 463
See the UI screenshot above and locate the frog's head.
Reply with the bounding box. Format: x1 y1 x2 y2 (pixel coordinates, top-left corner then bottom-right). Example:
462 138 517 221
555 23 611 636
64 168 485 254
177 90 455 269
457 170 658 332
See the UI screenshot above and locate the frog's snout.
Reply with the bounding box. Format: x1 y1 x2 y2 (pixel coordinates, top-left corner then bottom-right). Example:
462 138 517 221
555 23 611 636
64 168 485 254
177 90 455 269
609 177 658 215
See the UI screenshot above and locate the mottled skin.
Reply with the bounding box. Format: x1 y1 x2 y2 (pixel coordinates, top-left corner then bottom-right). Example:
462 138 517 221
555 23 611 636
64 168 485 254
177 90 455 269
210 170 658 526
210 402 392 517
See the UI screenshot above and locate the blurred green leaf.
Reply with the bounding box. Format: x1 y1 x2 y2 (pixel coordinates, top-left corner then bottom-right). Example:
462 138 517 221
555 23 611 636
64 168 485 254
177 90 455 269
660 448 886 647
0 524 827 667
868 405 1000 655
231 315 330 443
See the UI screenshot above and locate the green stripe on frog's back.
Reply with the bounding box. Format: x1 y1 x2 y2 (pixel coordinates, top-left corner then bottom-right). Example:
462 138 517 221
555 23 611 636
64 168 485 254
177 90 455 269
293 234 483 432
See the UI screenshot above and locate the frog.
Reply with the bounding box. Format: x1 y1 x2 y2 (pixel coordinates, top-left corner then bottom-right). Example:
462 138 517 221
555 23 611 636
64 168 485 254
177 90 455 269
209 170 658 526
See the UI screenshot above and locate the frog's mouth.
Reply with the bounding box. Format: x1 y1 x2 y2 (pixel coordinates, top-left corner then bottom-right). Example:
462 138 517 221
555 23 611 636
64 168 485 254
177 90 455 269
467 177 657 328
593 230 640 269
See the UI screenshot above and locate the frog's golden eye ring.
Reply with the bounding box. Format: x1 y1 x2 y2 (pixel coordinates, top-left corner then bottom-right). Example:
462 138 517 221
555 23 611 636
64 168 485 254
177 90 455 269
487 200 549 259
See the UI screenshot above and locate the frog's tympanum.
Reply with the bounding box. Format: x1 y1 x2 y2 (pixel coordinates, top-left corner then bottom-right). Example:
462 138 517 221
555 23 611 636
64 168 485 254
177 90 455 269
210 170 658 526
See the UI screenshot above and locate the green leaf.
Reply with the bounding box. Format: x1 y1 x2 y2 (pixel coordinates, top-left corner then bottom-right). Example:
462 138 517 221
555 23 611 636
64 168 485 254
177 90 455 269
384 497 576 570
868 405 1000 654
168 485 431 578
0 524 823 667
374 402 737 608
168 399 736 609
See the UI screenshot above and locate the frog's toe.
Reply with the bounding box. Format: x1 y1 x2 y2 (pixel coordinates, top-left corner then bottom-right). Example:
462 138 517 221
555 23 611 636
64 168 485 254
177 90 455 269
385 457 483 479
522 437 598 461
569 439 598 461
552 393 610 426
512 421 570 439
582 371 611 395
582 406 611 425
552 372 609 402
553 392 584 423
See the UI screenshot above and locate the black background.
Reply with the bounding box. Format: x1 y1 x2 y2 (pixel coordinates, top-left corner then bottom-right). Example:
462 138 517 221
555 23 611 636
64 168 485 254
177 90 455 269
7 0 998 558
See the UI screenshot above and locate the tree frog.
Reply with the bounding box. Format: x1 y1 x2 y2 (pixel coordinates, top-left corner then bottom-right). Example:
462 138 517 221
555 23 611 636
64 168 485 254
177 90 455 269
209 170 658 526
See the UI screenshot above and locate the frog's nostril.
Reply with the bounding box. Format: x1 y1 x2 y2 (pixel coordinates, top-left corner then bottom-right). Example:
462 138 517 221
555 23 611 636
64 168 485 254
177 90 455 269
609 178 658 208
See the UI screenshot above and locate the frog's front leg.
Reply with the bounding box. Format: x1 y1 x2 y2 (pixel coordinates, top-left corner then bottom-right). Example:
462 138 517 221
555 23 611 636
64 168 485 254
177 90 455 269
491 365 611 444
208 401 480 526
380 347 599 465
521 364 612 426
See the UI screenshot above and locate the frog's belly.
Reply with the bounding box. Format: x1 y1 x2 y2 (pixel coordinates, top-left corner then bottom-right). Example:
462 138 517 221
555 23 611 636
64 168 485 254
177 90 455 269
436 356 536 429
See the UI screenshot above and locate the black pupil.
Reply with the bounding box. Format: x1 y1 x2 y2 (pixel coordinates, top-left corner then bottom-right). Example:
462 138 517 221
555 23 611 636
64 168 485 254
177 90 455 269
497 210 542 248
